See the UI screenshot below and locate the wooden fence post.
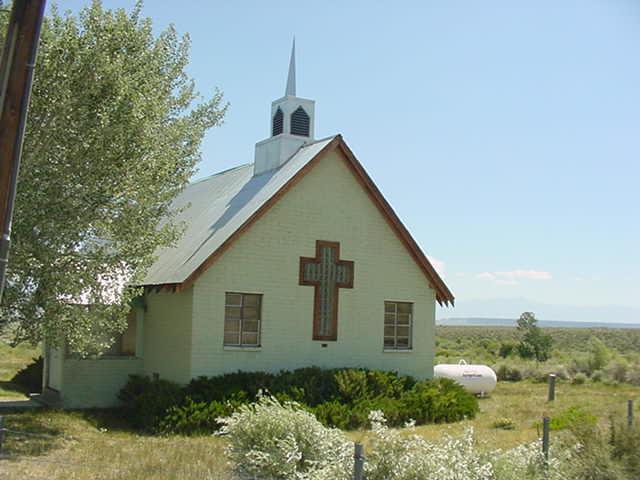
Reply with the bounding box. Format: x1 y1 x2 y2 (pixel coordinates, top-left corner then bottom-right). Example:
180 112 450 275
547 374 556 402
628 400 634 428
353 442 365 480
0 415 4 455
542 416 550 466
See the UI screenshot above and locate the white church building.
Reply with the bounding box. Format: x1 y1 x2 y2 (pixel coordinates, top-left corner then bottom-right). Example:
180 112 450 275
43 43 454 408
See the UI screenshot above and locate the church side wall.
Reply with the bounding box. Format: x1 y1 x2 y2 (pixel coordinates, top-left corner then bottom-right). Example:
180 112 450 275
143 288 193 383
190 149 436 380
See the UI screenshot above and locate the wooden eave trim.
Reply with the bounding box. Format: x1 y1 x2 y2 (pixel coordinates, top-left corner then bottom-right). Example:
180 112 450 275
151 134 454 306
334 140 454 307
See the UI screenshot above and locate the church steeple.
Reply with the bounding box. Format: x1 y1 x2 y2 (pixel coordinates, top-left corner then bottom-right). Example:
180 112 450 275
254 39 316 176
285 39 296 97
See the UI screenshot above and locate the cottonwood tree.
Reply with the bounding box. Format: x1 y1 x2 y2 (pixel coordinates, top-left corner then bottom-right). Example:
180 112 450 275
0 1 227 353
516 311 553 362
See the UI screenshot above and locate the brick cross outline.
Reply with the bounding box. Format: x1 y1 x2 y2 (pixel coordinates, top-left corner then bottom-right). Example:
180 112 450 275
299 240 354 341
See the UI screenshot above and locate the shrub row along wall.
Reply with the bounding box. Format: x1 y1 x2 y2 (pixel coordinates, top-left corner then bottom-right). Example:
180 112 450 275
118 367 479 434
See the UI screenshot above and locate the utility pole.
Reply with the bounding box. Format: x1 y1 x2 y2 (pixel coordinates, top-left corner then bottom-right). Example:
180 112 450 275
0 0 46 301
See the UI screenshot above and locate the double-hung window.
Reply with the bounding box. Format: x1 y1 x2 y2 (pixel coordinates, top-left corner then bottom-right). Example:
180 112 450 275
384 301 413 350
224 293 262 347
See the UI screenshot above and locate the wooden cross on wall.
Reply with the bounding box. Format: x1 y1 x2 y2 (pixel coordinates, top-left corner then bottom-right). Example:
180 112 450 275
299 240 354 341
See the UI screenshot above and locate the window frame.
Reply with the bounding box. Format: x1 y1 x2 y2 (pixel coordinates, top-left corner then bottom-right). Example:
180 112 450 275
224 292 263 348
383 301 413 351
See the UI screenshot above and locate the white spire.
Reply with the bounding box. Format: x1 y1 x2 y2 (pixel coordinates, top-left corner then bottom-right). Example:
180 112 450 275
285 38 296 97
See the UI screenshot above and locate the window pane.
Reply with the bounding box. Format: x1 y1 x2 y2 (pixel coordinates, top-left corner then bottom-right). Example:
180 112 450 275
384 313 396 325
226 293 242 306
242 332 259 346
398 303 412 314
384 337 395 348
224 318 240 334
397 314 411 326
243 319 259 333
384 302 396 314
397 326 410 337
243 295 260 307
384 325 395 337
243 306 260 320
224 332 240 345
225 306 241 320
397 337 410 348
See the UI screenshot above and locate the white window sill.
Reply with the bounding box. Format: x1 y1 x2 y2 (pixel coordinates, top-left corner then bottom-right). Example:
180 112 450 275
223 346 262 352
383 349 413 353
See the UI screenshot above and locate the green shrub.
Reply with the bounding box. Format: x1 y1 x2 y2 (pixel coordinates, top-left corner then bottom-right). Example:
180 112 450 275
159 398 237 435
119 368 475 434
10 356 43 393
591 369 604 382
606 359 629 383
118 375 185 431
400 378 478 423
572 372 588 385
495 363 523 382
498 342 515 358
611 421 640 478
491 417 515 430
547 406 597 431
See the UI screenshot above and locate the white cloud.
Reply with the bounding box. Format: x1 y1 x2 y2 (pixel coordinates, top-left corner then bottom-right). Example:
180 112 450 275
476 272 495 280
475 269 552 285
495 270 552 281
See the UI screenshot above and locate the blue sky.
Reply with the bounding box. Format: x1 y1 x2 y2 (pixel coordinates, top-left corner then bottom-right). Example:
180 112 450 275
58 1 640 320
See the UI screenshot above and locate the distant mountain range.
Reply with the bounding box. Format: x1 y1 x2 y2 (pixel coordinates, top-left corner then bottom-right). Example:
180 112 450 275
437 317 640 329
436 298 640 326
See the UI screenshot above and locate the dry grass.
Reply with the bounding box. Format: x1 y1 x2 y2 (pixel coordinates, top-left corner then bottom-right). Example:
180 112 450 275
351 381 640 451
0 410 236 479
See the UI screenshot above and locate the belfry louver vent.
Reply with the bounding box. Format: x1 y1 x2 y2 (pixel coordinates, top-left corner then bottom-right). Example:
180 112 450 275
272 107 284 136
290 106 310 137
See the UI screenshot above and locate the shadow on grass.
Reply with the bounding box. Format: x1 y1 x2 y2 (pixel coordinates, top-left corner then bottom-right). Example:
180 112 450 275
77 407 139 434
2 410 65 457
0 380 30 398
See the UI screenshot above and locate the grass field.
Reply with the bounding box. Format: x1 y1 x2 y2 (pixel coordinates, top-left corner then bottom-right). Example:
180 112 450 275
0 381 638 479
0 341 39 400
0 334 639 479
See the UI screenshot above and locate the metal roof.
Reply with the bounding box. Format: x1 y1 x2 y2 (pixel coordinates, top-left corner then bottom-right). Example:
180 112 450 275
142 136 336 286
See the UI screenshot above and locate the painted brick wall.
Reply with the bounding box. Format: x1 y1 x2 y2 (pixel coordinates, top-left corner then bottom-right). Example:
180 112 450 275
60 358 143 408
143 288 193 383
190 149 437 379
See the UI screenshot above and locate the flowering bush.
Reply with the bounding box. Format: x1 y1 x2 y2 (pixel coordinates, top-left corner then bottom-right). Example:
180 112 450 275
218 395 579 480
365 411 494 480
218 395 353 480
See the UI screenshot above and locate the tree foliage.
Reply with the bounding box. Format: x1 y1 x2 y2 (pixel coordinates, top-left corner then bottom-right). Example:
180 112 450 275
0 1 227 353
516 312 553 362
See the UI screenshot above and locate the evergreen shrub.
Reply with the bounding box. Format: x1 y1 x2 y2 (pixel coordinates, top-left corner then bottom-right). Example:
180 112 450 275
119 367 478 434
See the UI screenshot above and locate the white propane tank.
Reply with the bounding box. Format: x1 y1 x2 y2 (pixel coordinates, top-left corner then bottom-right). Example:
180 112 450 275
434 360 497 395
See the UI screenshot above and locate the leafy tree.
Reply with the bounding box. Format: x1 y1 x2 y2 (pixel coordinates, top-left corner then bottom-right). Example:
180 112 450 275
516 312 552 362
587 336 611 374
0 1 227 354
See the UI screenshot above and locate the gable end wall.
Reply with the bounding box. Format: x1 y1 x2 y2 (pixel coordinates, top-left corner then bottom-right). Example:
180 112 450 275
189 149 436 379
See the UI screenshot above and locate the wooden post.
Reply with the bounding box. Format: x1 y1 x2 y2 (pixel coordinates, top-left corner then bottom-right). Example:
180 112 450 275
628 400 634 428
547 374 556 402
353 442 364 480
542 416 550 466
0 415 4 455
